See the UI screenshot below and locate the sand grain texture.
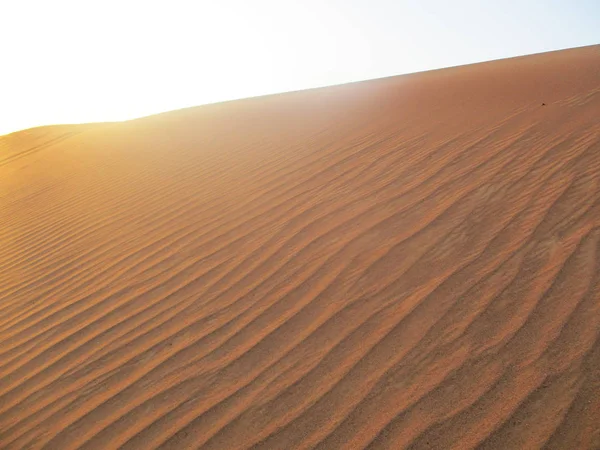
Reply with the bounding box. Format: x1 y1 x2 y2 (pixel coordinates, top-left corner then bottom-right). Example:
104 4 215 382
1 45 600 449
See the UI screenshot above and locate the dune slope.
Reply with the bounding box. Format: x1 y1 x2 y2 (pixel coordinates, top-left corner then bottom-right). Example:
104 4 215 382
1 45 600 449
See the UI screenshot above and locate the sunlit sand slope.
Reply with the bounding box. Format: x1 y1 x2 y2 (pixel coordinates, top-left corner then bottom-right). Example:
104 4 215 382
1 45 599 449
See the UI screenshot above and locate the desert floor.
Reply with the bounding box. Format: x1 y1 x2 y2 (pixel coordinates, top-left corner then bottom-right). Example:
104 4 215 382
1 45 599 449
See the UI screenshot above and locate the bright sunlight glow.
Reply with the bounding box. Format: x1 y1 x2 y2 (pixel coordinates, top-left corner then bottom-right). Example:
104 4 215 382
1 0 598 135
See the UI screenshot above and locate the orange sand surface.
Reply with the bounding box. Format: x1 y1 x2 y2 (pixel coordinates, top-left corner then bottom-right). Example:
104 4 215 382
1 45 600 449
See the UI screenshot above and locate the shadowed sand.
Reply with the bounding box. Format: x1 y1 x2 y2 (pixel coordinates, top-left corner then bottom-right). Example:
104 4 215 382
1 45 600 449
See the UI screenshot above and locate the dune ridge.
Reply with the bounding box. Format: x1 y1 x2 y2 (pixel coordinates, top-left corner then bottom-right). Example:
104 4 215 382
1 45 600 449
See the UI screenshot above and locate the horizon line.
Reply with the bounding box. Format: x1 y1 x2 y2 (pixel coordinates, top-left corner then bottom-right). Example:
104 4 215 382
2 43 597 139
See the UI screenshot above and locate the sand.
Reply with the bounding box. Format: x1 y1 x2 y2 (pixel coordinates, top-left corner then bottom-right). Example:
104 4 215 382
1 45 599 449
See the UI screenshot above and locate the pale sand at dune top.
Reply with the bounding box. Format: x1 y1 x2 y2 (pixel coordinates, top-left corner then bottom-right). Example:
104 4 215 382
1 45 600 449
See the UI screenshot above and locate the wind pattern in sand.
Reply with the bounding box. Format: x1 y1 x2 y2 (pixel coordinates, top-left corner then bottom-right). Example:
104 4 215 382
1 46 600 449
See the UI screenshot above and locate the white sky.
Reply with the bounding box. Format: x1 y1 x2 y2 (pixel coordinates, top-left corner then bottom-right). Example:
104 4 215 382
1 0 598 135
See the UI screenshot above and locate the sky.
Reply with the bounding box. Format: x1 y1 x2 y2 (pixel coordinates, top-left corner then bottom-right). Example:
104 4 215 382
1 0 598 136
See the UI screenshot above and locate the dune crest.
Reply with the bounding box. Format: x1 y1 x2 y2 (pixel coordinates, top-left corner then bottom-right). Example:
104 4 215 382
1 45 600 449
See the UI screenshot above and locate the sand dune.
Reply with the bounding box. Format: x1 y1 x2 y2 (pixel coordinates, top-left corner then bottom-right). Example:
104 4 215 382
1 45 600 449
